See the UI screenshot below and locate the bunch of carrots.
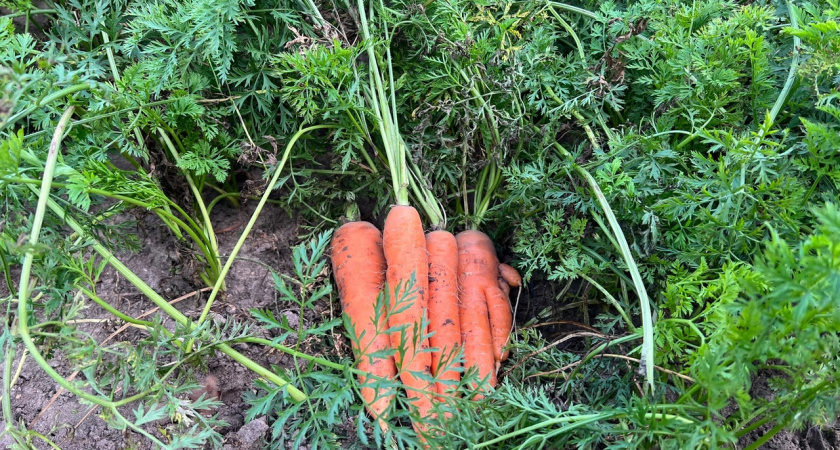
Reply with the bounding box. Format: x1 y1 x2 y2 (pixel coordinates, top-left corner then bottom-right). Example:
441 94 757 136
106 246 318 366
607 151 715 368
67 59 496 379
330 209 520 434
325 0 521 436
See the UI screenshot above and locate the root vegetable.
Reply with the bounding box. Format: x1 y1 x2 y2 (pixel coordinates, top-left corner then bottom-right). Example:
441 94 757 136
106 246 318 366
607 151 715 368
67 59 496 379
499 263 521 288
331 221 397 431
426 230 462 397
456 230 499 392
383 205 434 425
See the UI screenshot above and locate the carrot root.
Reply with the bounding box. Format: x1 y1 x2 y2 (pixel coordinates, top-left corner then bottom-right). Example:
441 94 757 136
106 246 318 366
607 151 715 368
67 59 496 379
331 221 397 431
426 230 462 398
383 205 434 430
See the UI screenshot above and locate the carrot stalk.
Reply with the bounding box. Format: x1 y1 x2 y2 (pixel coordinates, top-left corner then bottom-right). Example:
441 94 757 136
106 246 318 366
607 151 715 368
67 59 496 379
331 221 397 431
426 230 462 397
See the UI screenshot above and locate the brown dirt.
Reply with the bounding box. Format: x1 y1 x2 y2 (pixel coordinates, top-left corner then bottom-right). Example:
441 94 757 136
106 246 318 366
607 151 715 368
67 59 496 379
0 199 302 449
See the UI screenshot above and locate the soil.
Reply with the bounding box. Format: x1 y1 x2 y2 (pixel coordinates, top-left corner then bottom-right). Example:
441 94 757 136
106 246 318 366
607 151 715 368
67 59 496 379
0 198 305 449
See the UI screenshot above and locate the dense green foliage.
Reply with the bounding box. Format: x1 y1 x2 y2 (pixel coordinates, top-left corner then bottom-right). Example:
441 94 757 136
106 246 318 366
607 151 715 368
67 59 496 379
2 0 840 448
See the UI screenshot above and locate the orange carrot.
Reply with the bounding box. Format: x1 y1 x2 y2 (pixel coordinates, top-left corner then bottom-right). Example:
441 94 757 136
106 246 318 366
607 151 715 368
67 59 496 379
456 230 498 392
331 221 397 431
426 230 461 397
499 263 521 288
485 283 513 363
382 205 434 426
457 231 514 373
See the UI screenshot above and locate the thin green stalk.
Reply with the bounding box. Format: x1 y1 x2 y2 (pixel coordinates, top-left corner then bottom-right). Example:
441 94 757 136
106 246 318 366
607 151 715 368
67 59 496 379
24 431 61 450
195 124 337 327
2 84 91 131
157 130 222 286
570 109 602 152
14 146 205 236
744 422 786 450
77 288 156 328
241 337 346 371
578 273 635 332
659 318 705 347
546 5 586 61
0 250 15 297
14 177 218 275
562 333 642 391
736 2 801 209
2 8 57 19
2 343 15 431
207 192 242 213
587 208 622 254
570 160 655 392
642 412 696 425
102 32 148 157
23 98 182 140
546 1 597 19
768 3 801 127
17 107 118 408
474 413 619 448
543 86 601 152
100 32 187 239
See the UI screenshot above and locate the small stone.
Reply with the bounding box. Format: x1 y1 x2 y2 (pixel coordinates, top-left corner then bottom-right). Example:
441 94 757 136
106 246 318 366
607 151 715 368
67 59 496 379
235 417 269 449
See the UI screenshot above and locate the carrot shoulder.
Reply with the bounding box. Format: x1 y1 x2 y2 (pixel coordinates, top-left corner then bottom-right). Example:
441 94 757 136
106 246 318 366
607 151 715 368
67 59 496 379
426 230 462 397
382 206 434 423
331 221 397 431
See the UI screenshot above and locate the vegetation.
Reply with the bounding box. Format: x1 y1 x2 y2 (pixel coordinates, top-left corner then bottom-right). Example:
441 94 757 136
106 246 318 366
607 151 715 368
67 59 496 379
1 0 839 448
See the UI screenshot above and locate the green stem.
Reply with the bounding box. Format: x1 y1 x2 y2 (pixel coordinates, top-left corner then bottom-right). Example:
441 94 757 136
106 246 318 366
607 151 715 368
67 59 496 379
2 8 57 19
157 130 223 286
17 107 120 408
736 2 801 212
767 2 801 127
578 273 635 332
546 5 586 61
737 416 772 438
207 192 241 213
2 343 15 431
2 84 91 131
12 177 218 276
563 333 643 392
546 1 597 19
659 318 705 347
744 422 786 450
23 98 182 141
77 288 156 329
25 431 61 450
241 338 346 371
102 32 149 158
570 109 602 152
195 125 337 327
571 161 655 392
474 413 618 448
0 250 15 297
587 209 622 254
